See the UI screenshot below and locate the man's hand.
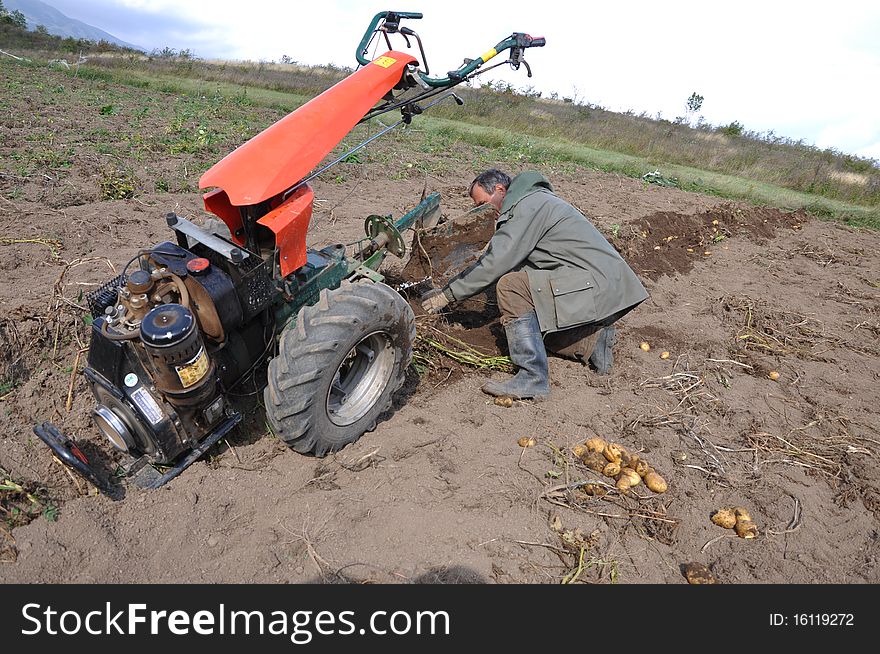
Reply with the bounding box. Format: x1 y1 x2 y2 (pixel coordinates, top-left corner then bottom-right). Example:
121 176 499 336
420 288 451 314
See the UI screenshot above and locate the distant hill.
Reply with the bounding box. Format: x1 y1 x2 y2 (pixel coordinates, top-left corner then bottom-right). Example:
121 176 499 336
4 0 143 51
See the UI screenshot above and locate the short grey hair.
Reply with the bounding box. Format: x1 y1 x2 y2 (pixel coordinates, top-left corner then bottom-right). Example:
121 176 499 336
468 169 511 196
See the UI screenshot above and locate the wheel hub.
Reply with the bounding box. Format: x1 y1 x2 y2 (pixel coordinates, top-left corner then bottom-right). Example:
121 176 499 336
326 331 394 427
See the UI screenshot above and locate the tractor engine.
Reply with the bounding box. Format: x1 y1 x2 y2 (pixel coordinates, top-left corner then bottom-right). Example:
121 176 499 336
84 226 275 465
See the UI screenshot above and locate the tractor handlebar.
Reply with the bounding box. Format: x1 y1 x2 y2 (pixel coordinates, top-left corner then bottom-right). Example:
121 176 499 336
357 11 424 66
356 12 545 88
418 32 546 88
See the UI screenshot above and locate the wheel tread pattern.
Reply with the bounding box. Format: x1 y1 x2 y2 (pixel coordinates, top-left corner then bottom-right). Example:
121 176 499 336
264 280 415 456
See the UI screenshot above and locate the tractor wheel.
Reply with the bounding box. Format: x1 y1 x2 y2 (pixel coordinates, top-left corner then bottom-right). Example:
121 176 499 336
264 279 415 456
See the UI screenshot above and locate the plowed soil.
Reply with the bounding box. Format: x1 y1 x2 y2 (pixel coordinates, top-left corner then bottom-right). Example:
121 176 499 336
1 60 879 584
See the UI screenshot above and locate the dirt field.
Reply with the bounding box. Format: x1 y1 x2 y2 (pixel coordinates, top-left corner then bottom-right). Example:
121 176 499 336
1 60 879 583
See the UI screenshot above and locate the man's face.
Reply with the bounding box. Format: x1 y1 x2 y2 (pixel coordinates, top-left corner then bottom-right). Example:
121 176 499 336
470 183 506 211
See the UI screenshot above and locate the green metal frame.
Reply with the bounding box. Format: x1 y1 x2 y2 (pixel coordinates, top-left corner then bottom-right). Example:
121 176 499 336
274 192 441 330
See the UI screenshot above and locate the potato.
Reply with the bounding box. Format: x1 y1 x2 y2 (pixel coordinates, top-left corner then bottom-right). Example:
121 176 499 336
616 476 635 491
629 458 643 472
582 452 607 472
768 371 780 381
733 507 752 522
603 461 621 477
581 484 607 497
644 471 668 494
621 446 643 466
585 437 607 453
571 443 588 458
603 443 623 463
621 447 638 462
733 507 758 538
618 468 641 488
683 562 718 585
494 396 513 407
711 508 737 529
660 351 670 360
734 519 759 539
639 341 651 351
517 436 536 448
634 460 652 478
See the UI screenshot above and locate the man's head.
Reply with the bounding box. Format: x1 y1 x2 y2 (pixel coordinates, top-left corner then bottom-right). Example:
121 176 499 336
469 169 510 211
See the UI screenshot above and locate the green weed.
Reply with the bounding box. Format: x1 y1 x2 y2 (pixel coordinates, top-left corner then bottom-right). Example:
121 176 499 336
99 168 136 200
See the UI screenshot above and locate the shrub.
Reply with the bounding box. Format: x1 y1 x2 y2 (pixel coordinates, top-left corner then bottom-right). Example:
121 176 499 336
719 121 744 137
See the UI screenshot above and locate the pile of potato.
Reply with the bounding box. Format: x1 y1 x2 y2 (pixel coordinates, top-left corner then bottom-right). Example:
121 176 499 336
711 507 759 539
571 438 667 494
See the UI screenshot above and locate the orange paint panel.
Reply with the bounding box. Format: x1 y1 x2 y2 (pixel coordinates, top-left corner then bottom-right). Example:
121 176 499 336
202 189 245 247
257 184 314 277
199 51 417 207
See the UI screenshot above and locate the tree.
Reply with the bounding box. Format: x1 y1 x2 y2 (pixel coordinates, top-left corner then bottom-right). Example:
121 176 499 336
679 91 704 126
10 9 26 28
686 92 704 114
35 24 49 35
1 2 21 26
150 46 177 59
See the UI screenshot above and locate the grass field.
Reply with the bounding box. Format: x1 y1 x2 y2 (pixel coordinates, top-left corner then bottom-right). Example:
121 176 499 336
76 56 880 228
2 21 878 228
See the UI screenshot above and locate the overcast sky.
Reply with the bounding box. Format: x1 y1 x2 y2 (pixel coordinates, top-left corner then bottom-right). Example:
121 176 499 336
44 0 880 161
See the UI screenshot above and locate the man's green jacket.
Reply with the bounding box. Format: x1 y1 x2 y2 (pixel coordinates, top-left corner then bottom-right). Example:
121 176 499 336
445 171 649 333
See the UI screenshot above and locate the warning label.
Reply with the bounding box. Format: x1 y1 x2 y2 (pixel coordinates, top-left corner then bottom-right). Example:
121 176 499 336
176 348 209 388
372 55 397 68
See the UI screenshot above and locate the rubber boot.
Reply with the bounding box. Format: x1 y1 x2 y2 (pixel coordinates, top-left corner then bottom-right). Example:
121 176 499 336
481 310 550 400
589 325 616 375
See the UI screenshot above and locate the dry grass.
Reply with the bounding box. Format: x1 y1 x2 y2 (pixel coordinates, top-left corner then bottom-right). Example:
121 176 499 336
745 401 878 481
414 322 513 373
632 357 729 477
25 39 877 215
722 294 831 358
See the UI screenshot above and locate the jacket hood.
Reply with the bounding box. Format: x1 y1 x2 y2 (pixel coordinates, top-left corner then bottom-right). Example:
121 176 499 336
500 171 553 214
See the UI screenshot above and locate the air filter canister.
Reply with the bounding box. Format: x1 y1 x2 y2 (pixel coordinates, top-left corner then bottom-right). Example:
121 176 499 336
139 303 213 400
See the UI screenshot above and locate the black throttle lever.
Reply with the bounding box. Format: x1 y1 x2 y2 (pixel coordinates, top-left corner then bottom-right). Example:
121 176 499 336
509 33 544 77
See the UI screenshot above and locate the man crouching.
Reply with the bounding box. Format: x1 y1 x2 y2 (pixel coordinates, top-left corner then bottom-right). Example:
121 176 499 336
421 169 648 400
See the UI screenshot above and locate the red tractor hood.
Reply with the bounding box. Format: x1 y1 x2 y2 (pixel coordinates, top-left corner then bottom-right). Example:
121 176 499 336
199 51 417 206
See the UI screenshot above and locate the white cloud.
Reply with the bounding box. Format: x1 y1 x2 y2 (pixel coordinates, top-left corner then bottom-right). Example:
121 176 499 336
855 141 880 161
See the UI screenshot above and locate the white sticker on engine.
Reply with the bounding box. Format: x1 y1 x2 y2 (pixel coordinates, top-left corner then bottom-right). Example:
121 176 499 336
131 387 164 425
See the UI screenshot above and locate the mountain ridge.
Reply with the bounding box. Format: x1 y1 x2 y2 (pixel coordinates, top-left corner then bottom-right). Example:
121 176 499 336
4 0 143 51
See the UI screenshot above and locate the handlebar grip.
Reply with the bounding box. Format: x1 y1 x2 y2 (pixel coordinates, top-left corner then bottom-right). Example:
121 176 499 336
528 36 546 47
357 11 425 66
